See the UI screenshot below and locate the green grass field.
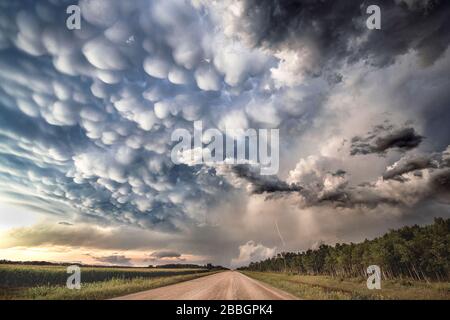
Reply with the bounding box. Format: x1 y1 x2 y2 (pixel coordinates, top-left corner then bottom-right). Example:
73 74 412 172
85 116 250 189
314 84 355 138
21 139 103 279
0 264 216 300
242 271 450 300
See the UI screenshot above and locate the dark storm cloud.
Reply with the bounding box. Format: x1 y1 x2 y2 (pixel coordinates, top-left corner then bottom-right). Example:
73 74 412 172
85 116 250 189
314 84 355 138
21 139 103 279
230 150 449 210
312 162 449 208
231 0 450 70
230 163 398 209
350 126 423 155
232 165 302 194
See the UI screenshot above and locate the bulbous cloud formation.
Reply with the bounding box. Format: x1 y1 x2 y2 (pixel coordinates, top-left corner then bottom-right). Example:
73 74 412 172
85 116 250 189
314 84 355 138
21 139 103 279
0 0 449 266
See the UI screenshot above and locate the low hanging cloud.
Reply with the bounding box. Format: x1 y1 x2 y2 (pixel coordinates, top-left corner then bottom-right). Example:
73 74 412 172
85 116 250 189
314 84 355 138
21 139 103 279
146 250 186 264
350 125 424 156
0 223 177 251
228 165 303 194
90 254 132 266
225 150 450 211
149 250 182 259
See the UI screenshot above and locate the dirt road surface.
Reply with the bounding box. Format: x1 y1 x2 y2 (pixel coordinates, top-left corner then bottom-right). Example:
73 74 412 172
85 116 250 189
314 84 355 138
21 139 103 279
112 271 297 300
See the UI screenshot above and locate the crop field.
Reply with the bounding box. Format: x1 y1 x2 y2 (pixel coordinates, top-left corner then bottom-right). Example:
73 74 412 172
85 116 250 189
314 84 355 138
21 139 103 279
0 264 214 299
242 271 450 300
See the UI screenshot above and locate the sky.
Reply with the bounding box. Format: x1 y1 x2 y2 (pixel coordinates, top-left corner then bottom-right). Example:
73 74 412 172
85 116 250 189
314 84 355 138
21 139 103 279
0 0 449 268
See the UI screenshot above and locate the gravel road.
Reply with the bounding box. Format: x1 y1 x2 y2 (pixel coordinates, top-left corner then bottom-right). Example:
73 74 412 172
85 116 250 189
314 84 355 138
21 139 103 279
112 271 297 300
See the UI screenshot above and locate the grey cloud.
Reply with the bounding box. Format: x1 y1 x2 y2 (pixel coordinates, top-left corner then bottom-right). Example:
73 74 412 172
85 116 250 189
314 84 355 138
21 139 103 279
350 126 423 155
90 254 132 266
149 250 181 259
231 165 303 194
382 154 439 181
221 154 412 210
316 187 402 209
233 150 450 210
227 162 390 210
58 221 73 226
313 161 450 209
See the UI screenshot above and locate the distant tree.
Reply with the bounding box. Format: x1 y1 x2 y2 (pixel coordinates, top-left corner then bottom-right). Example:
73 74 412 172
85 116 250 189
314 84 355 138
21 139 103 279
238 218 449 281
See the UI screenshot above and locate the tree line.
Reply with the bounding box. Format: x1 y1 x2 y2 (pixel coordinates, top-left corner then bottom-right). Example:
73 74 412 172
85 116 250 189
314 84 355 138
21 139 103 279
238 218 449 281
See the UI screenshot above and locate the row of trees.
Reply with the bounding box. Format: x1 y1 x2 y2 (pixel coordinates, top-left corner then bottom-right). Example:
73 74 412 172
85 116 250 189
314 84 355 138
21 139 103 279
239 218 449 281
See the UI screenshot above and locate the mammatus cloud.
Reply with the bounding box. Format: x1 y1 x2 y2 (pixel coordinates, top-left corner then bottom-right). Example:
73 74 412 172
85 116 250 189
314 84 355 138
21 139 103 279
0 0 449 266
0 0 269 231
